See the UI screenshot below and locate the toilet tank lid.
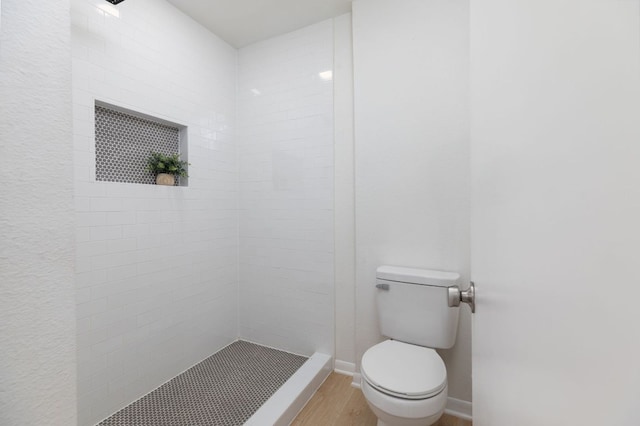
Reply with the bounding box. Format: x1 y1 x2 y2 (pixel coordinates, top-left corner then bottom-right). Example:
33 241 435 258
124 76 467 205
376 265 459 287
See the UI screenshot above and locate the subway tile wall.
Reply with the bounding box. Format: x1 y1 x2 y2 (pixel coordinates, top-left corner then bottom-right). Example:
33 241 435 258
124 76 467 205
237 20 335 356
71 0 237 424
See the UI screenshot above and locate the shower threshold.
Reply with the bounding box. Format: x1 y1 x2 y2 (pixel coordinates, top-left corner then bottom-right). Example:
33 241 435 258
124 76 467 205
97 340 331 426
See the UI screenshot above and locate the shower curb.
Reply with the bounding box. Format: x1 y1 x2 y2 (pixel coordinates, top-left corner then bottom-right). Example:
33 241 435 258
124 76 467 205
244 352 333 426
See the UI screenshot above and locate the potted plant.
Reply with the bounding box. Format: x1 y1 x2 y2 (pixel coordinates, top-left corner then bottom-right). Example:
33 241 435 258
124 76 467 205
145 151 189 186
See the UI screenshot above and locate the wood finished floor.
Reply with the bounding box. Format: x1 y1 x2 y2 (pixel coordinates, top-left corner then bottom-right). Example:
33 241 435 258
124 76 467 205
292 373 472 426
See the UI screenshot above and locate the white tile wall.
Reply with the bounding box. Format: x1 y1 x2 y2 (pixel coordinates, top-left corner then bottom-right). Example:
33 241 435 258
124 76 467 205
237 20 335 357
71 1 238 424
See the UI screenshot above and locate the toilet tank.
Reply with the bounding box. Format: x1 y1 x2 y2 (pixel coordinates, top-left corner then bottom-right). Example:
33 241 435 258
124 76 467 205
376 265 460 349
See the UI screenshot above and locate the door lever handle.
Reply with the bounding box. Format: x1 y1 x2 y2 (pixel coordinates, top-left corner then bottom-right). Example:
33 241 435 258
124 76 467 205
448 282 475 313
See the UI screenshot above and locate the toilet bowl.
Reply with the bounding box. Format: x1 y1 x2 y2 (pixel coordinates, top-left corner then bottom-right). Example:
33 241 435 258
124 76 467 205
360 340 448 426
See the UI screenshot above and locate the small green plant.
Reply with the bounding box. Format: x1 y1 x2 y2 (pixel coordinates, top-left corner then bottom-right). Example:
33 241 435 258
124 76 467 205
145 152 189 177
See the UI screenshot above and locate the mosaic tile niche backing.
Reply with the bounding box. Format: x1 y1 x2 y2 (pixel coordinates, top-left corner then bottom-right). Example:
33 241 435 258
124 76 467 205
95 105 183 185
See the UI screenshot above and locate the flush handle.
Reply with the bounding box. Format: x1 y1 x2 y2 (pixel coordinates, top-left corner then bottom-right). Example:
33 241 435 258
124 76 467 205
448 282 475 313
376 283 390 291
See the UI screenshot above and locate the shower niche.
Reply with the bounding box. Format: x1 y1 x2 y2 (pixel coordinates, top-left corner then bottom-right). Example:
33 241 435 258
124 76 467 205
94 101 189 186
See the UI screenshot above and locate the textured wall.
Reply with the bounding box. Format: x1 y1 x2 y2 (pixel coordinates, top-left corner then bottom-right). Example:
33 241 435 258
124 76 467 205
71 0 238 424
237 20 335 356
0 0 77 425
352 0 472 403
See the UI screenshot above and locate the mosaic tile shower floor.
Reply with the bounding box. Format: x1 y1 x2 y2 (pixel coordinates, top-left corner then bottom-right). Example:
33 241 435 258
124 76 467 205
98 341 308 426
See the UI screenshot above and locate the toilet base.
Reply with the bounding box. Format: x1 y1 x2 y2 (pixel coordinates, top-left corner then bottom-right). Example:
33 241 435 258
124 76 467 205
372 411 443 426
361 378 447 426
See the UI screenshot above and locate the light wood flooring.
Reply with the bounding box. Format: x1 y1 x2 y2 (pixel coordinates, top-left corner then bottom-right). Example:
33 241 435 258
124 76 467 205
291 373 472 426
292 373 472 426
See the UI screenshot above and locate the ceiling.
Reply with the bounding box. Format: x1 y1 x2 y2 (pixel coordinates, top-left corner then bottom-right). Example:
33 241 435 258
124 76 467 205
165 0 353 48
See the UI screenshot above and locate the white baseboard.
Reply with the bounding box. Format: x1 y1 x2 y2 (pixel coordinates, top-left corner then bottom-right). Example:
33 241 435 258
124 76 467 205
334 359 355 376
351 372 362 389
445 397 472 421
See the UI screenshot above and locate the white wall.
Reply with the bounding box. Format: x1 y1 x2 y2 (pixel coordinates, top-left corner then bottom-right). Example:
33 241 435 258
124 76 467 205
0 0 77 425
352 0 472 403
237 20 335 356
333 13 357 369
71 1 238 424
470 1 640 424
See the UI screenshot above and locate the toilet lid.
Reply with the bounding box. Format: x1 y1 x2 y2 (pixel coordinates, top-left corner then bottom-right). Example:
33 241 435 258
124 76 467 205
361 340 447 400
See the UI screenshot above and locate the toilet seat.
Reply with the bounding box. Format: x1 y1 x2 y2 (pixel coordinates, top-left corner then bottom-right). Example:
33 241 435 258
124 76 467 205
361 340 447 400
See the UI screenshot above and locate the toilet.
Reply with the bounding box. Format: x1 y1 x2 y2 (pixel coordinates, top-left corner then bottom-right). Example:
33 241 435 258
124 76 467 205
361 266 461 426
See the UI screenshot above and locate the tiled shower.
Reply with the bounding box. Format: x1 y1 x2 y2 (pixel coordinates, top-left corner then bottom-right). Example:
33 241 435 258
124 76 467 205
72 0 336 423
237 20 335 358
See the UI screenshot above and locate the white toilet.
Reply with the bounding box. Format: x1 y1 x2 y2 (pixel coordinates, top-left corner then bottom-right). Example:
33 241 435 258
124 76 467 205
361 266 461 426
